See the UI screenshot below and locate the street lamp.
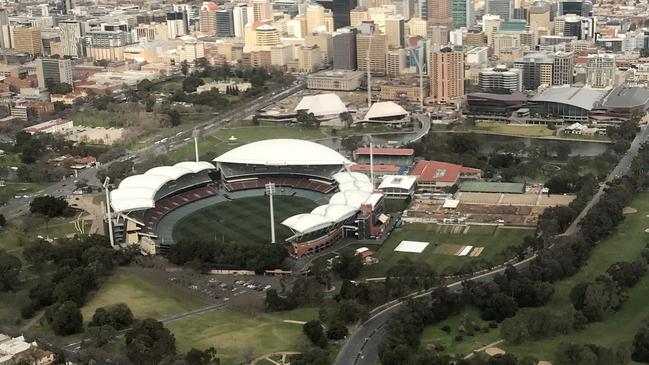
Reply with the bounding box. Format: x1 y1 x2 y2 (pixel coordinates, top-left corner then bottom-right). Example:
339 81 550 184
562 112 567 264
265 182 276 243
103 177 115 248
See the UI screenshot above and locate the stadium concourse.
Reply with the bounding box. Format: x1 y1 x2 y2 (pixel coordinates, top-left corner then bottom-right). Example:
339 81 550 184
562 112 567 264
106 139 391 258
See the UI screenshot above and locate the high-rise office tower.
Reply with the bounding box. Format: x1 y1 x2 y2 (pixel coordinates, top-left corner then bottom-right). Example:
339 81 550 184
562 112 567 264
306 5 326 33
200 2 219 35
552 51 574 85
317 0 358 30
332 27 357 69
216 7 235 37
0 9 8 49
452 0 474 28
427 0 452 27
482 14 501 46
513 52 554 90
559 0 592 16
418 0 427 19
252 0 272 22
356 31 388 75
166 11 188 39
486 0 513 21
350 7 370 26
586 53 615 88
407 17 427 36
232 5 248 38
36 58 73 89
59 20 83 58
385 15 405 48
12 26 42 55
527 2 551 32
430 47 464 102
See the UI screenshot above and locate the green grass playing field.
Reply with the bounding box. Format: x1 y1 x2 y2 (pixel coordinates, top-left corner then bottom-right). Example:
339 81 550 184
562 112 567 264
364 224 533 277
172 196 318 244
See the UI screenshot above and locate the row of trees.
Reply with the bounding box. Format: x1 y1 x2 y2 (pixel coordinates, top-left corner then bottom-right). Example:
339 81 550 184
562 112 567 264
167 238 288 273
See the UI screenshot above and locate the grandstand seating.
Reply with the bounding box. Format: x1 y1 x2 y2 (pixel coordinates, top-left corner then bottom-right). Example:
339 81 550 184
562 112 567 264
223 176 336 194
143 184 217 233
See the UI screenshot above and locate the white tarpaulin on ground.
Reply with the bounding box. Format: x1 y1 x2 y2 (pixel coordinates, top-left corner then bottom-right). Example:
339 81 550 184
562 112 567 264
458 245 474 256
394 240 430 253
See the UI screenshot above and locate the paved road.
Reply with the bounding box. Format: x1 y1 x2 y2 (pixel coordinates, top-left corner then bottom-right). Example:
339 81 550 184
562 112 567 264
564 124 649 235
334 125 649 365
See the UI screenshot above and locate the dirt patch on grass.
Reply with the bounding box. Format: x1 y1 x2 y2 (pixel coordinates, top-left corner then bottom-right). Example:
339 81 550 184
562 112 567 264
485 347 506 356
624 207 638 214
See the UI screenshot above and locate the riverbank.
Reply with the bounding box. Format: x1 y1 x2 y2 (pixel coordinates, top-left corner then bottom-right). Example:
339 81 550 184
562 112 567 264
431 129 612 144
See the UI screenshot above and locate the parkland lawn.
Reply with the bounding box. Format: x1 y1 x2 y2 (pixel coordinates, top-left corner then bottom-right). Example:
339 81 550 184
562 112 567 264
168 307 318 365
426 193 649 363
82 270 206 321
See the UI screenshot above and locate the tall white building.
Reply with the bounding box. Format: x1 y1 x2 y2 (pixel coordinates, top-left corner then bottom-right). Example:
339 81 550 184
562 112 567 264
233 5 249 38
59 20 83 58
586 54 615 88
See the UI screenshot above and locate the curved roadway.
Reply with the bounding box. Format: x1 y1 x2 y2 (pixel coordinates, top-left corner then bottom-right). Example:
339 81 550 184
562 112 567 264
334 125 649 365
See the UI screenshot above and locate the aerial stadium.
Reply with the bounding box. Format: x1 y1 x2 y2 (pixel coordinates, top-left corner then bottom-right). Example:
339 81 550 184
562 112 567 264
106 139 389 258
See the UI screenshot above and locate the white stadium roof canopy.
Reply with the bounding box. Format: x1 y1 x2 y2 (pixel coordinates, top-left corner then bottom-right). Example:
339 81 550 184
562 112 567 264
213 139 351 166
110 161 215 213
364 101 409 120
333 171 370 184
311 204 358 222
294 93 348 117
282 213 335 234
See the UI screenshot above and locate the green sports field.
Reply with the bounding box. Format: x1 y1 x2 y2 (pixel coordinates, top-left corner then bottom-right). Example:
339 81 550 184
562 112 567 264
172 196 318 244
364 223 533 277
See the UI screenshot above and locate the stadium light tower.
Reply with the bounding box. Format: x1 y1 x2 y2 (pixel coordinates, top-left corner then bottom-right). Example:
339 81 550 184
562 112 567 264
192 129 200 162
265 182 276 243
103 177 115 248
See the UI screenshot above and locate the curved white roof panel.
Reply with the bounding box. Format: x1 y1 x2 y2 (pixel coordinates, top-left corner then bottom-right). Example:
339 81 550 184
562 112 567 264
110 160 215 213
333 171 370 184
111 197 155 213
214 139 351 166
365 101 409 120
311 204 357 222
282 213 334 234
174 161 215 173
111 187 157 202
339 180 374 193
145 166 193 180
329 190 373 209
295 94 348 117
119 174 172 191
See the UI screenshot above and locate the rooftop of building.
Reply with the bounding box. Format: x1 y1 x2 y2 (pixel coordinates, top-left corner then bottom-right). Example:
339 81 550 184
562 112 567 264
601 86 649 109
459 181 526 193
530 86 607 111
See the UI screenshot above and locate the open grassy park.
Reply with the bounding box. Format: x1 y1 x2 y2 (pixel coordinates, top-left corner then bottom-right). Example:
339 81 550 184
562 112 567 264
364 223 533 277
169 307 318 364
471 122 555 137
168 125 328 161
423 193 649 363
80 268 316 364
82 270 207 320
172 195 318 244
